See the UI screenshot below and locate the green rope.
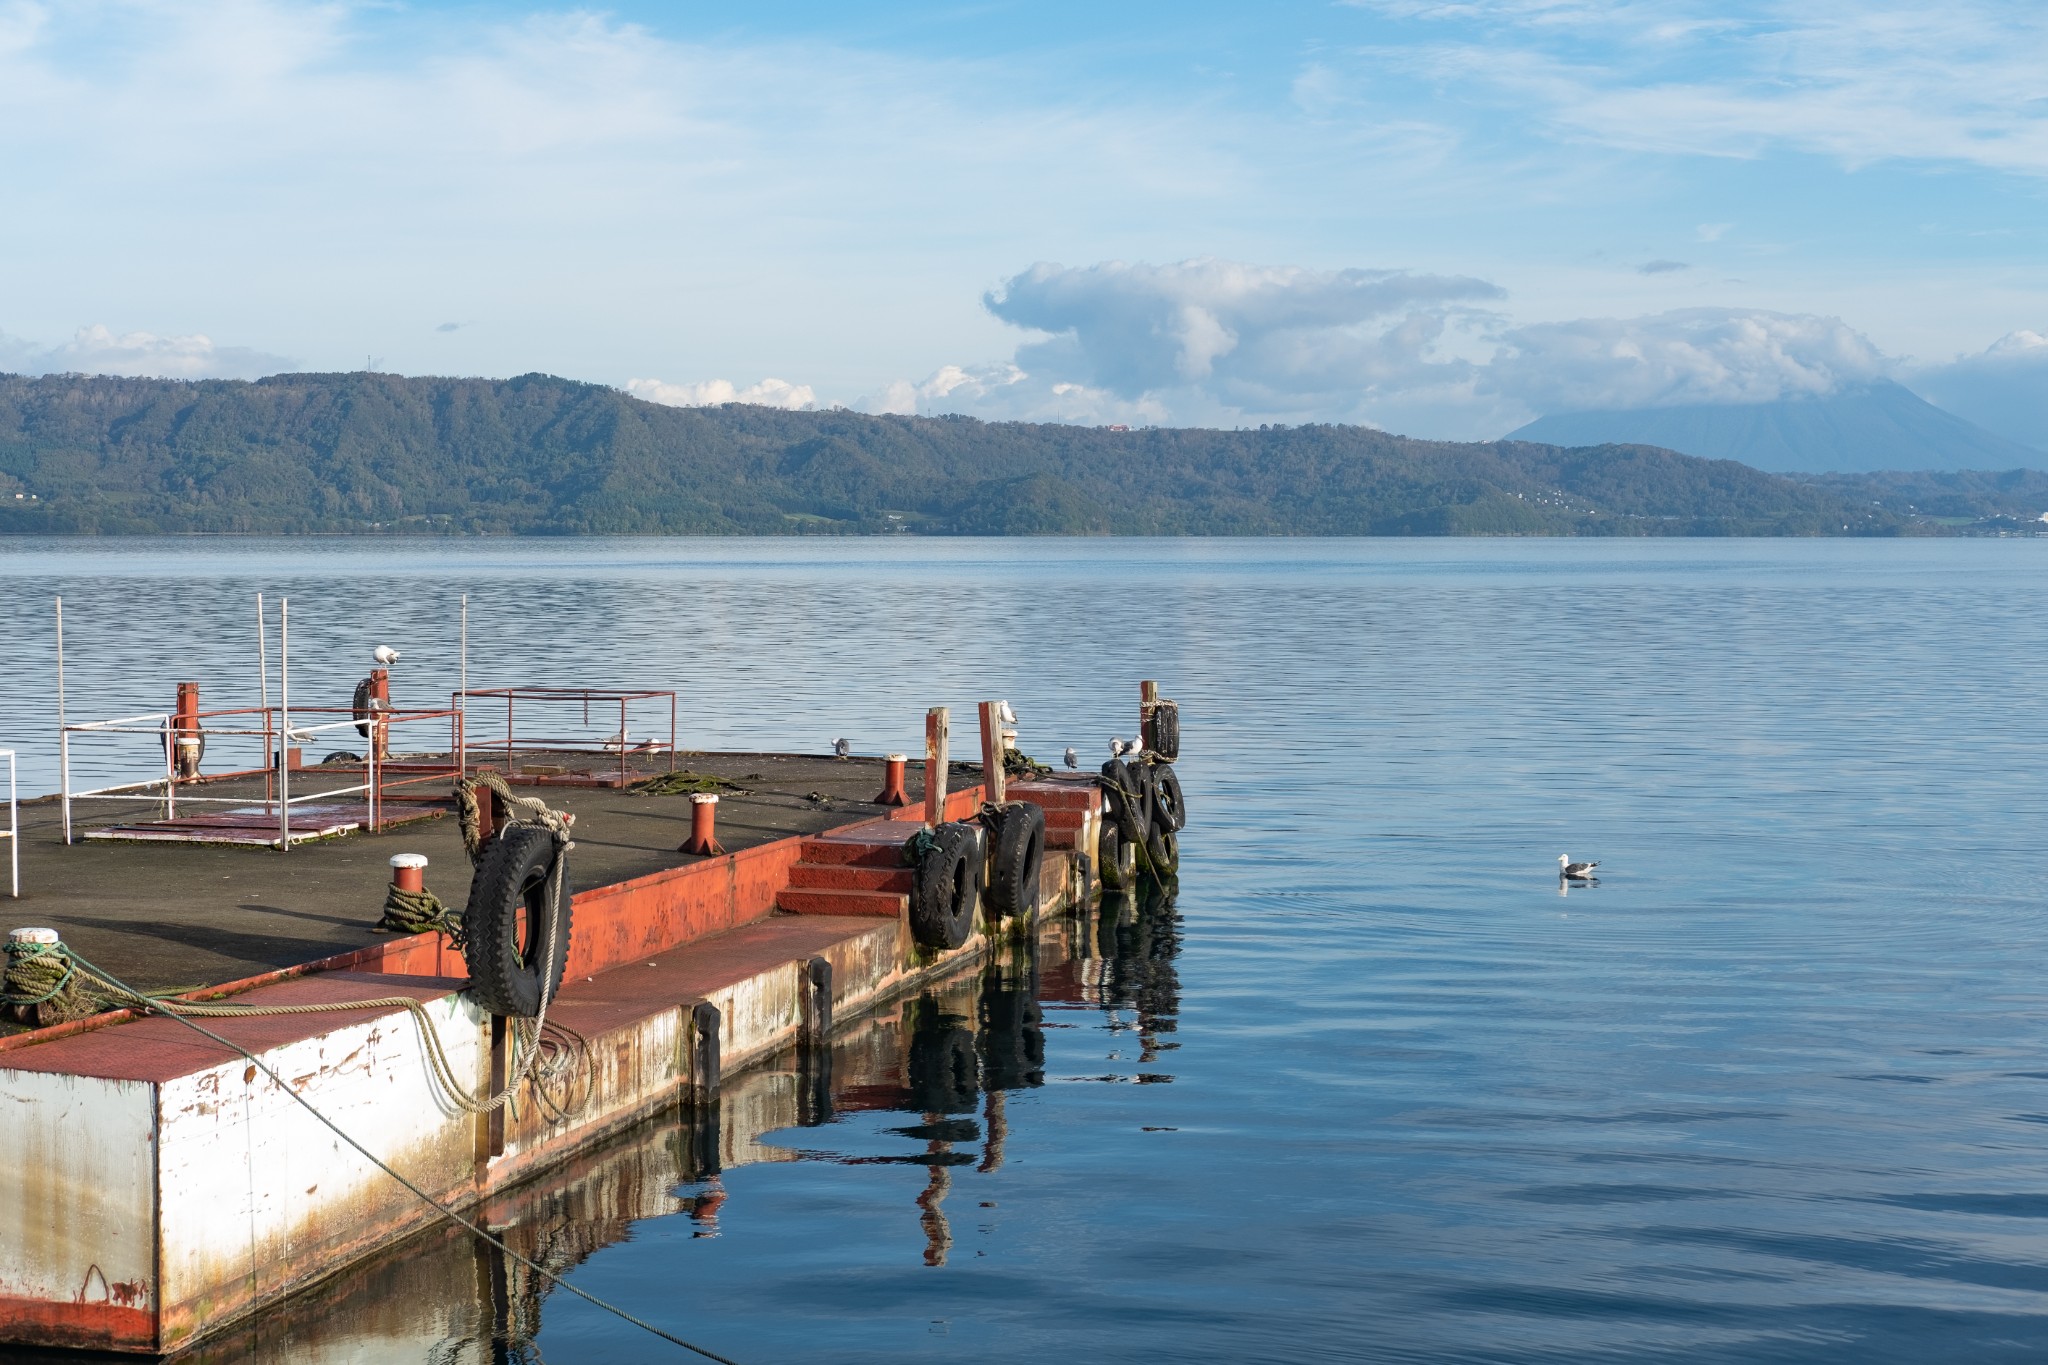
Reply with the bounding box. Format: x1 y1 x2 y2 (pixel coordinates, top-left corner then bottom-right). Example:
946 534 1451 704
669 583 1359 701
1001 746 1050 778
378 882 463 944
902 826 941 865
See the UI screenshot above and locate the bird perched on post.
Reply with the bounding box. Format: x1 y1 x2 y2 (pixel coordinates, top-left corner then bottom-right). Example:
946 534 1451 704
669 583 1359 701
832 737 852 759
372 645 400 665
1063 747 1078 769
1558 855 1599 880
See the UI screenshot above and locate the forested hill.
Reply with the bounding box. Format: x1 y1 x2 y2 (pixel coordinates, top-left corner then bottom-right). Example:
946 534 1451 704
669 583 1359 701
0 370 1919 536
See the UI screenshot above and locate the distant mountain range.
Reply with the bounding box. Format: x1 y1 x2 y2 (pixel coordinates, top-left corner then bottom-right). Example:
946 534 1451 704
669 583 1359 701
0 370 1954 536
1507 380 2047 474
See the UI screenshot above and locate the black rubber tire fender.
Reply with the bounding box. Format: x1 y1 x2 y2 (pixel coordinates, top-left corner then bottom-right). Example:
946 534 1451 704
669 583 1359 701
1150 761 1187 833
983 803 1046 923
1148 700 1180 762
909 821 981 950
462 822 574 1018
1099 759 1149 846
1145 824 1181 879
1096 818 1135 890
352 677 377 740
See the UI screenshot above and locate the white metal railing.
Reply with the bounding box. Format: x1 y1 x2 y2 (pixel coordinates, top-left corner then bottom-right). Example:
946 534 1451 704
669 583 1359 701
59 710 458 848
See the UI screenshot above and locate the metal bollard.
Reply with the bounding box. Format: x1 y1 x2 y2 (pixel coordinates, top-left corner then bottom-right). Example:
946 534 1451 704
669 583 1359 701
873 753 911 806
679 792 726 855
389 853 427 894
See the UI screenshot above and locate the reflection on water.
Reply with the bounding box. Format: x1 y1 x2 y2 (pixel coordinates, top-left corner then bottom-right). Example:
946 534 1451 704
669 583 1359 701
147 885 1179 1364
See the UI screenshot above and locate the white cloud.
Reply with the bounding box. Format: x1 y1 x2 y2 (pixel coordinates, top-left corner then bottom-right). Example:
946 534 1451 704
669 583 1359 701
1345 1 2048 179
1905 330 2048 450
1484 307 1887 412
624 376 816 410
0 323 293 379
974 257 1502 417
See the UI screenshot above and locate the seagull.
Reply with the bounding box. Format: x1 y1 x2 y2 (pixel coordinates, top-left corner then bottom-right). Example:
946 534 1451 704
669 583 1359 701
998 700 1017 725
1063 747 1079 769
603 729 630 753
832 737 852 759
372 644 401 665
1108 737 1126 758
1558 855 1599 879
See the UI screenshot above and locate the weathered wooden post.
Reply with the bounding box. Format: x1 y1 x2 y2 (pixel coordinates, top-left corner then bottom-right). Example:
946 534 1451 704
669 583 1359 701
978 700 1007 805
1140 679 1160 751
924 706 949 827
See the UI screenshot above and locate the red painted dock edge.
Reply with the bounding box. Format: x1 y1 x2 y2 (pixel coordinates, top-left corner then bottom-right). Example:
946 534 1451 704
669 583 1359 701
0 783 998 1057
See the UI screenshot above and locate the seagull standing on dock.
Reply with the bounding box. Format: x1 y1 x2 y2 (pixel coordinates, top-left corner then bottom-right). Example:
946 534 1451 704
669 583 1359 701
372 644 400 665
1558 855 1599 880
1064 747 1078 769
832 737 852 759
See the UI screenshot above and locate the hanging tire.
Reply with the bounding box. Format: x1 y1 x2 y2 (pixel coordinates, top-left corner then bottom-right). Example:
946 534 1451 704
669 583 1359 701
352 677 377 739
1150 762 1187 833
1099 759 1149 846
1097 818 1135 890
1145 825 1181 879
462 822 574 1018
983 803 1045 923
909 821 982 950
1147 701 1181 761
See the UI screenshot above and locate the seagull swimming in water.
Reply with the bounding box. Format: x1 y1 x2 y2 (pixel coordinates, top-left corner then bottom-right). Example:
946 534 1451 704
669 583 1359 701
1063 747 1079 769
832 737 852 759
1558 855 1599 879
372 644 400 665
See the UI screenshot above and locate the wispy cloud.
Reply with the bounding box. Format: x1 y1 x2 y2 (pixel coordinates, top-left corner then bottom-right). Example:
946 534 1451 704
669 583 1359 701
1342 0 2048 177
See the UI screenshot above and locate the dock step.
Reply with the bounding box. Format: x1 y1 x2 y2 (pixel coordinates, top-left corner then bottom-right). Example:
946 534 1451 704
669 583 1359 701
784 861 914 893
776 888 907 917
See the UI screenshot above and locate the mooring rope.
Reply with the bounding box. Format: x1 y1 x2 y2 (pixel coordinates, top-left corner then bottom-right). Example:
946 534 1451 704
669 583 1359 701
455 770 577 863
23 943 742 1363
378 883 463 942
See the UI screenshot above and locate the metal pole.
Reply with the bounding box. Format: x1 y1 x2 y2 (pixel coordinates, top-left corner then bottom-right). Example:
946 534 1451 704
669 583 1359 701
162 718 175 820
257 592 269 718
56 596 69 845
459 593 468 778
279 597 290 851
8 751 17 898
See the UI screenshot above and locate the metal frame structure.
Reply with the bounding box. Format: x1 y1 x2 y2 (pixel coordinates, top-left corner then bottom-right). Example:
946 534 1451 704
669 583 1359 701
456 686 677 784
59 706 462 848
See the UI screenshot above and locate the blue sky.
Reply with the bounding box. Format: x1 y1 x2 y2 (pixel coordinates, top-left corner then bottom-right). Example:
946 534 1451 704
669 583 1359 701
1 0 2044 439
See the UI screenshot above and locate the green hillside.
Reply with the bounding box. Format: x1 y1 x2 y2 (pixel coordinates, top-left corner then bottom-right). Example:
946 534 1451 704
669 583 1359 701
0 371 1917 536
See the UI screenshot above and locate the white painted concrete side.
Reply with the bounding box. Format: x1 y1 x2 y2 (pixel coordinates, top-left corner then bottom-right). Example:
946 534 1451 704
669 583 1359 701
0 1066 155 1311
154 993 488 1345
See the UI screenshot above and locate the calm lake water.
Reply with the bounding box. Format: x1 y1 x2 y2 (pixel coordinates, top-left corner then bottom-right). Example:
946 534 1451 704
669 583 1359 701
3 536 2048 1363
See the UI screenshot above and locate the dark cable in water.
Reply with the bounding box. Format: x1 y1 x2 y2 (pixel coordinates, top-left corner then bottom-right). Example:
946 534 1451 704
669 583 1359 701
65 948 743 1365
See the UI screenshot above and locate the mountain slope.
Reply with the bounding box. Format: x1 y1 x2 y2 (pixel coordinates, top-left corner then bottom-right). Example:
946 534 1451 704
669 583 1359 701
1506 380 2046 474
0 370 1907 536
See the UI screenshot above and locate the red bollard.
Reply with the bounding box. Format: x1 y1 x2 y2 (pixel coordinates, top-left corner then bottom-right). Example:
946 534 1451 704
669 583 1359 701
874 753 911 806
681 793 726 855
389 853 427 894
174 681 202 779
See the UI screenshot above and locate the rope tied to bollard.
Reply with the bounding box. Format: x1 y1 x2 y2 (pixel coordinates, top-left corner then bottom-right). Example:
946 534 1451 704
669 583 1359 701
455 770 577 863
377 882 463 943
0 935 737 1362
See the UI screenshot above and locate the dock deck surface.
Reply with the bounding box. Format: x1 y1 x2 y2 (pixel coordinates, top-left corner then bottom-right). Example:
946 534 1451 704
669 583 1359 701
3 752 953 995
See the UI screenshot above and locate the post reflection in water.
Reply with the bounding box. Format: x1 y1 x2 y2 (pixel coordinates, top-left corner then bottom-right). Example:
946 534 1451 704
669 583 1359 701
139 884 1182 1364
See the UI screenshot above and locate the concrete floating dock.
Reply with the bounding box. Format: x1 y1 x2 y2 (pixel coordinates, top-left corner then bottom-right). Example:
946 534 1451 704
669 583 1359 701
0 744 1125 1353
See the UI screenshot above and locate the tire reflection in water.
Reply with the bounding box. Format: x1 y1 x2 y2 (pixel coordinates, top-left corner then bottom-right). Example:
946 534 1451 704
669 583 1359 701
138 884 1181 1364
